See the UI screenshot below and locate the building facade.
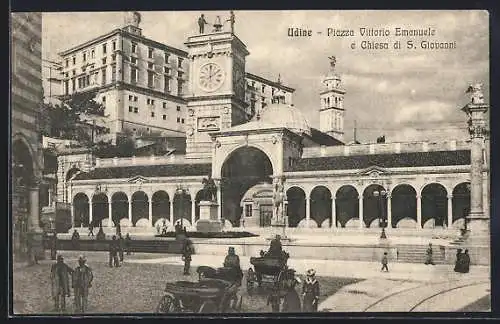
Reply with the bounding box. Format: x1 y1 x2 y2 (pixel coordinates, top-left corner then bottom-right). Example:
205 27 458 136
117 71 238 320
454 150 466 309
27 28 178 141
11 12 44 260
56 17 489 237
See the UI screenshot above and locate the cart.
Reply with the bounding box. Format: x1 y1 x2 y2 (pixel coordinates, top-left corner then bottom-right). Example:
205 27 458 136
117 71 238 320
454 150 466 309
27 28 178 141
156 266 242 313
246 250 289 295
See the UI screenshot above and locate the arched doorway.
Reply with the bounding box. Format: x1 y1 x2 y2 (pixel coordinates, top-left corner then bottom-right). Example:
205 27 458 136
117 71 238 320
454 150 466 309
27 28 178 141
391 184 417 228
152 191 170 226
111 192 128 226
335 185 359 228
173 190 192 225
73 193 89 227
286 187 306 228
131 191 149 226
310 186 332 228
421 183 447 228
363 184 387 228
452 182 471 224
221 146 273 227
12 139 35 255
91 193 108 227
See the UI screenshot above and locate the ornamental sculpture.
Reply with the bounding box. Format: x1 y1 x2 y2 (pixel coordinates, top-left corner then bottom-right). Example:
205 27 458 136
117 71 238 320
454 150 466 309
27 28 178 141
201 175 217 202
273 177 285 222
466 83 485 104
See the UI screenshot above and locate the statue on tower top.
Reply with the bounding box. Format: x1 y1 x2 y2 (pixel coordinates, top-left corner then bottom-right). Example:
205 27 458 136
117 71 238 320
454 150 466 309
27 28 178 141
328 56 337 70
213 16 223 32
466 83 485 104
226 10 236 33
124 11 141 27
198 14 209 34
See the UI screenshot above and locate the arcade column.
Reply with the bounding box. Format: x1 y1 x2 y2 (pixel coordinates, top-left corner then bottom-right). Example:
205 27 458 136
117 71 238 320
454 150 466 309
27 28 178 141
28 180 45 262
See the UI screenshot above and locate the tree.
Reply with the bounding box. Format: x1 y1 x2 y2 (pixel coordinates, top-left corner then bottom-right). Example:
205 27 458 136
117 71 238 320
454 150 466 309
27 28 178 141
40 89 110 147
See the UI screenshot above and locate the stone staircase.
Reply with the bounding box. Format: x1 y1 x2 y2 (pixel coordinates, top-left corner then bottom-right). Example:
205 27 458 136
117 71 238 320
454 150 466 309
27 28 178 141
396 244 447 264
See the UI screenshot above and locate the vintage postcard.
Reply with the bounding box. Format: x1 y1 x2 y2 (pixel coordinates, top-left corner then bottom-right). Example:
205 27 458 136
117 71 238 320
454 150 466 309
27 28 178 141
10 10 490 315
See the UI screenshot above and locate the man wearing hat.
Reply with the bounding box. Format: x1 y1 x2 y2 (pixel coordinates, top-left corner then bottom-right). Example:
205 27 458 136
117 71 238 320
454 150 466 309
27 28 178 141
72 255 93 313
223 246 243 283
50 255 73 312
302 269 320 312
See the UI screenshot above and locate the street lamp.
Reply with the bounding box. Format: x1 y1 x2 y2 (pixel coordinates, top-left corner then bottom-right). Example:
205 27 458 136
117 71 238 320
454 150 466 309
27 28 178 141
373 189 388 239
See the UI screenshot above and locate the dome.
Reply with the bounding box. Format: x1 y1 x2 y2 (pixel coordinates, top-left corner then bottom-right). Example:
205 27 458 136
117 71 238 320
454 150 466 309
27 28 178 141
258 102 311 136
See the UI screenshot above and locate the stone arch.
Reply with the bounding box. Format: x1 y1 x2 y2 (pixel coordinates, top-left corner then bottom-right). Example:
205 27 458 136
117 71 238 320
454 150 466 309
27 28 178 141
310 185 332 228
111 192 128 226
131 191 149 226
286 186 306 228
391 184 417 228
173 190 192 226
91 193 108 227
221 146 274 227
363 184 387 228
452 182 471 223
12 138 35 187
73 192 89 227
218 143 278 179
335 185 359 228
152 190 170 226
421 183 448 228
12 134 40 174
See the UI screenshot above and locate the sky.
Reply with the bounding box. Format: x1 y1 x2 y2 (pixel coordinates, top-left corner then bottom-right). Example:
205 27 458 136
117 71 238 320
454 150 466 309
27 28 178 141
42 10 489 143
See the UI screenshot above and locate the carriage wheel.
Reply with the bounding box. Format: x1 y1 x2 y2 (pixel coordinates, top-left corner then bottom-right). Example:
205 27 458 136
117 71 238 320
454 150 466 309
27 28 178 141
156 295 178 313
199 301 217 313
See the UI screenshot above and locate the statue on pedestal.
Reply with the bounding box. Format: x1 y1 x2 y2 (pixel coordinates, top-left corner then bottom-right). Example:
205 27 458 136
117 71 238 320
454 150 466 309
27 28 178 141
466 83 485 104
273 178 285 225
201 175 217 202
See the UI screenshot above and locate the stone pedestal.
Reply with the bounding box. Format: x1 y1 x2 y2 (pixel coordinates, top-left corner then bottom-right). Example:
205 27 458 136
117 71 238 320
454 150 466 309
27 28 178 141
196 201 222 233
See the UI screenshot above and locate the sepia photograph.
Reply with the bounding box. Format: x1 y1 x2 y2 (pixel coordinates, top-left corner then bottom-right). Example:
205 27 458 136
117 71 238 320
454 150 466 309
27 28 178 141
10 9 490 315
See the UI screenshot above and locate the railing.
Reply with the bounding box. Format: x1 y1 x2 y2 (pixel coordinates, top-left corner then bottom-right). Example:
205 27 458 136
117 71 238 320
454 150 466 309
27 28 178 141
95 154 211 167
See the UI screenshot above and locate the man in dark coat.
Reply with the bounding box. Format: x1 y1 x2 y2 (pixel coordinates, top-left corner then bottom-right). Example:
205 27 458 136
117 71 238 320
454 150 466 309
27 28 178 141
461 249 471 273
109 235 120 267
268 235 283 257
88 223 94 237
50 255 73 312
223 246 243 283
71 230 80 250
424 243 435 265
182 240 193 275
198 14 209 34
454 249 463 272
125 233 132 255
302 269 320 312
72 255 93 313
282 269 301 312
118 233 125 262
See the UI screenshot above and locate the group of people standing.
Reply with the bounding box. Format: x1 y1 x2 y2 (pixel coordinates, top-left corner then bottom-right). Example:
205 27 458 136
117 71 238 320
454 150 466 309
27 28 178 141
50 255 93 313
454 248 471 273
109 233 132 267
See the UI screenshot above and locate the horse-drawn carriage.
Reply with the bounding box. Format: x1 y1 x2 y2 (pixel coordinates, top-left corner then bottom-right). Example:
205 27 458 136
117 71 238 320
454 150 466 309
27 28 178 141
246 249 290 295
156 266 243 313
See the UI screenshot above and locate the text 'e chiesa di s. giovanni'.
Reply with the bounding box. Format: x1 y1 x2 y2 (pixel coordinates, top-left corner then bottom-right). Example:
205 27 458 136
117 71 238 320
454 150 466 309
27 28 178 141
37 12 489 246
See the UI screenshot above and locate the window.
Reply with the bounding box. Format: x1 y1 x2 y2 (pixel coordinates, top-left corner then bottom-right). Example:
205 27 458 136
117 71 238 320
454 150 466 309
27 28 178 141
72 79 76 91
151 99 155 105
72 69 76 76
178 58 183 68
162 114 167 120
148 62 154 70
177 81 183 95
178 71 184 79
134 96 138 102
129 106 133 112
148 47 153 58
245 204 252 217
101 68 107 85
102 96 106 103
164 76 170 92
85 74 90 86
65 59 69 67
64 80 69 94
177 117 180 123
147 71 154 87
164 66 170 74
163 102 167 108
65 72 69 78
82 52 87 62
181 118 185 124
129 95 133 101
111 65 116 82
272 88 275 96
103 43 107 54
151 112 155 117
176 106 181 112
72 56 76 65
131 42 137 53
130 57 137 65
131 67 138 83
112 54 116 61
164 52 170 62
91 49 95 58
102 58 107 65
261 85 265 93
134 107 138 113
112 40 116 51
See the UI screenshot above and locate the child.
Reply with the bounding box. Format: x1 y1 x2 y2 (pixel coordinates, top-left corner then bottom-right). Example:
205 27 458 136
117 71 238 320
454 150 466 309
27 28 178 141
381 252 389 272
302 269 320 312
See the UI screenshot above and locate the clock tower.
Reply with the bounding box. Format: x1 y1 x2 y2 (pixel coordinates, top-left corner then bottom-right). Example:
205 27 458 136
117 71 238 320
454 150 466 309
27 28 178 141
184 27 250 159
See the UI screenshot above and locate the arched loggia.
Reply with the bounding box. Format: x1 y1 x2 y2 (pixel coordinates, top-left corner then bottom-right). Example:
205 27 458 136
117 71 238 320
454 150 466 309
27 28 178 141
335 185 359 228
131 191 148 226
452 182 471 224
421 183 448 228
363 184 387 228
152 191 170 226
73 193 90 227
91 193 108 227
310 186 332 228
111 192 128 226
286 187 306 228
391 184 417 228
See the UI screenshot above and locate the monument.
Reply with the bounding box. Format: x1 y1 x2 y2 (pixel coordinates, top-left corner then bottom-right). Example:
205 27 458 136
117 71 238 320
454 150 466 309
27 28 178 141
196 176 222 233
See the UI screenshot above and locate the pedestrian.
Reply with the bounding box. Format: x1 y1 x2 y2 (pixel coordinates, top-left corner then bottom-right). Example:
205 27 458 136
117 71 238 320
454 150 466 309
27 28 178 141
461 249 471 273
182 240 193 275
302 269 320 312
116 223 121 237
156 223 161 235
118 233 125 262
454 248 463 272
381 252 389 272
50 233 58 260
50 255 73 312
71 230 80 250
88 223 94 237
72 255 93 313
161 220 168 235
282 269 301 312
424 243 435 265
125 233 132 255
109 235 120 267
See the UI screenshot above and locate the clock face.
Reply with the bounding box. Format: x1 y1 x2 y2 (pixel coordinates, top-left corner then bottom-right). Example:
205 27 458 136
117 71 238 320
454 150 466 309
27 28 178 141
198 63 225 92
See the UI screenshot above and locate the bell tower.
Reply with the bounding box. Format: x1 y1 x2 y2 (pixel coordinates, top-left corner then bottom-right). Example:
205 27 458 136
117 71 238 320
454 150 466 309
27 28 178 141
319 56 346 142
184 13 250 159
